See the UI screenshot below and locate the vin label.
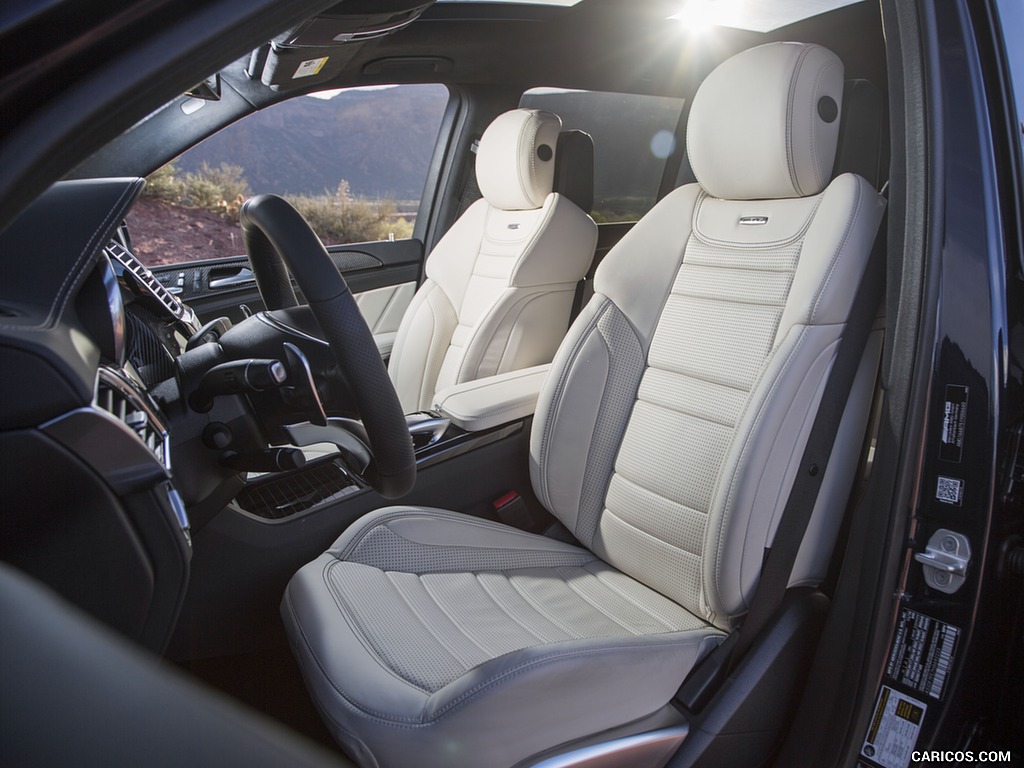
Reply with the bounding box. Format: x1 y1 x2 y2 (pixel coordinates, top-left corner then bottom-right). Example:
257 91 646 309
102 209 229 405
939 385 968 463
885 608 960 700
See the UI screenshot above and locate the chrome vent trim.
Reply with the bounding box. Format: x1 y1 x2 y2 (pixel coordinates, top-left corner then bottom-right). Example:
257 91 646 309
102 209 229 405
104 240 186 321
95 367 170 471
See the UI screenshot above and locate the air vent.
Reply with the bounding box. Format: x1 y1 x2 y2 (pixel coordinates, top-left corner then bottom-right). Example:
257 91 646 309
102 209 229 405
235 457 358 519
96 368 170 470
104 240 186 322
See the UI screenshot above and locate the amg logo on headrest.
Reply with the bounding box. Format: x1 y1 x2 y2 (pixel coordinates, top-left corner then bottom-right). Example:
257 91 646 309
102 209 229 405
739 216 769 226
508 223 520 230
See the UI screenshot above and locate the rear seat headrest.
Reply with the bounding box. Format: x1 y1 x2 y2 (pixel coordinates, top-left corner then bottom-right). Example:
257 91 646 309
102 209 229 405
687 42 845 200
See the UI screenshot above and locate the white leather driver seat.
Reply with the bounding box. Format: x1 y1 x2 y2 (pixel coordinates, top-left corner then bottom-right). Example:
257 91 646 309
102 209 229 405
387 108 598 412
283 42 885 768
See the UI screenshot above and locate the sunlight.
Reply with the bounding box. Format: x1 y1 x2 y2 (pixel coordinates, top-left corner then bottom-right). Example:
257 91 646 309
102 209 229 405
669 0 728 34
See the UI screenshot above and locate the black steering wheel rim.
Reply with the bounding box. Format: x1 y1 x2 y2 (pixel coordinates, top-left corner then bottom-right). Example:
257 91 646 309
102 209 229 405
239 194 415 499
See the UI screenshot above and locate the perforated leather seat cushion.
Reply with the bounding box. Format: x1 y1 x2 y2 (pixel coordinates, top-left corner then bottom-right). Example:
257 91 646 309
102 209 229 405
283 508 721 768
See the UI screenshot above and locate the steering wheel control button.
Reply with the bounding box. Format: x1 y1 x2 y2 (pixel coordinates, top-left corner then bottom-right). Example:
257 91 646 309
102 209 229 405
914 529 972 594
189 358 287 412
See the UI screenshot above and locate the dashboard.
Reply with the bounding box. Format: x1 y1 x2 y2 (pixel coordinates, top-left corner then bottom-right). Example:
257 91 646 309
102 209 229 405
0 178 209 651
0 177 437 655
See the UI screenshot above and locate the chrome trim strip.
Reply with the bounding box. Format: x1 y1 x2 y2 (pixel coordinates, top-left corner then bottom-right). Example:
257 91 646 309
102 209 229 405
528 725 688 768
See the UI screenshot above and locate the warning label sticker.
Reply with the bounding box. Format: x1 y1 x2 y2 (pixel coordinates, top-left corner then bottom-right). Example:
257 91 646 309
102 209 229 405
293 57 329 79
939 385 968 463
861 686 927 768
885 608 960 700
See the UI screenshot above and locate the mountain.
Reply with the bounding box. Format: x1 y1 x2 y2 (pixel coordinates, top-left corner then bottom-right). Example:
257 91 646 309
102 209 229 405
174 84 686 219
175 85 448 200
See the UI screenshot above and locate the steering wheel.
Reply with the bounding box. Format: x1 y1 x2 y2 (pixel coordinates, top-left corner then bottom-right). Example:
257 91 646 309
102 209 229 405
238 194 415 499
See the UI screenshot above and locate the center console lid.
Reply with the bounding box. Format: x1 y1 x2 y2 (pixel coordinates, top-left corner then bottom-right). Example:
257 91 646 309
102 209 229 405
432 364 550 432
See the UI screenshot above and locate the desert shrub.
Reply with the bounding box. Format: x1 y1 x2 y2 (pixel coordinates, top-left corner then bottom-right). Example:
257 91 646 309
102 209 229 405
143 164 409 240
141 161 183 202
389 217 415 241
287 181 408 244
180 163 250 220
143 161 249 221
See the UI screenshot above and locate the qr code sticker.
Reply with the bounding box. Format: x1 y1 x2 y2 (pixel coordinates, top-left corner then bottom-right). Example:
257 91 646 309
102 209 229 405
936 476 963 505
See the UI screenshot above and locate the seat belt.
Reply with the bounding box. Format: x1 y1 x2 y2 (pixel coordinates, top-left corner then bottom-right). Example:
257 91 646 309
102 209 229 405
676 214 887 710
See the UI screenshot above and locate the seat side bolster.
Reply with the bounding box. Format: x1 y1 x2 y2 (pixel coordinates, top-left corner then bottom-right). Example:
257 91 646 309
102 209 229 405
594 184 702 350
777 173 886 338
282 557 433 722
705 175 885 623
388 280 459 412
509 193 597 288
422 632 719 725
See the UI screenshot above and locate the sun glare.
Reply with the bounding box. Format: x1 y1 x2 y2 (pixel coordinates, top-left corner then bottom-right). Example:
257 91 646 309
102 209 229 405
669 0 724 34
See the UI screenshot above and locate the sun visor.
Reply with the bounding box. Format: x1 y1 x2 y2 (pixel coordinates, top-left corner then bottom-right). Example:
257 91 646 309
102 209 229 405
250 0 435 90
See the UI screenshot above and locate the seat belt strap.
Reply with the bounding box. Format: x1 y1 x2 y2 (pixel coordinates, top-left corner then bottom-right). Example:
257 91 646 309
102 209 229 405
730 214 887 665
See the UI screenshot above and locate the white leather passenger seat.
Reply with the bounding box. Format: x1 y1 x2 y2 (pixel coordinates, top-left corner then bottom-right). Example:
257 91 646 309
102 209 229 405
387 108 598 412
283 42 886 768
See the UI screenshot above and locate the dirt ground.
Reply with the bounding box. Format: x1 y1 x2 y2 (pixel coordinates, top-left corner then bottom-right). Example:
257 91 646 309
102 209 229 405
125 198 246 266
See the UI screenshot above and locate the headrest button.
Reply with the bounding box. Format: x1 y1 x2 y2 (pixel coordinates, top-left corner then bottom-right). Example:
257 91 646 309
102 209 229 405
817 96 839 123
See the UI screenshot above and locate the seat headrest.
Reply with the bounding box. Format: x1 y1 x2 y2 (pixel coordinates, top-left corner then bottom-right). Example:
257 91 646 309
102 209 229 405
554 130 595 214
477 109 562 210
688 42 845 200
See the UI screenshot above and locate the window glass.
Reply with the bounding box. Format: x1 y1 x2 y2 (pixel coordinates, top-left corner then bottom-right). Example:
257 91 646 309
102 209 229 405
520 88 684 223
128 84 449 266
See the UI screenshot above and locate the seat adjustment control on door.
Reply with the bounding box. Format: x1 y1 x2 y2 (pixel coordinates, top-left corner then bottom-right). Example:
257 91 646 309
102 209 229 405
914 529 971 594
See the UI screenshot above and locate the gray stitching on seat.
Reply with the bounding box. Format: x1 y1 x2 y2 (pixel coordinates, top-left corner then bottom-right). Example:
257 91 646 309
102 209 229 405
691 189 824 249
605 474 710 545
417 574 497 659
635 378 741 427
583 562 695 632
321 561 435 699
505 571 587 640
549 566 640 635
810 180 866 323
712 325 809 614
473 572 551 644
536 298 610 509
786 45 815 196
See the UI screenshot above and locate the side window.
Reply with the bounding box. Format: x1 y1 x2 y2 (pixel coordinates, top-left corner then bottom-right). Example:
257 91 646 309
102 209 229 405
128 84 449 266
519 88 684 223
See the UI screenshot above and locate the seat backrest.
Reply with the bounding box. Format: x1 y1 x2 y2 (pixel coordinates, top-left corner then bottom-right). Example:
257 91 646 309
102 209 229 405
529 42 886 630
387 109 598 412
553 129 594 214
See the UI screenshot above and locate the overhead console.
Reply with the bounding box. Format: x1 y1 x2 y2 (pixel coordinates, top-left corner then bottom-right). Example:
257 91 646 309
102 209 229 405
248 0 436 90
